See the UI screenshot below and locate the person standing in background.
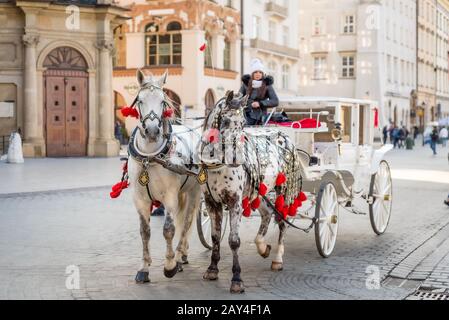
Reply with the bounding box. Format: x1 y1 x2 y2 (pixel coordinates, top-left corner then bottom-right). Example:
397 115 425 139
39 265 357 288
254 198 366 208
430 126 439 155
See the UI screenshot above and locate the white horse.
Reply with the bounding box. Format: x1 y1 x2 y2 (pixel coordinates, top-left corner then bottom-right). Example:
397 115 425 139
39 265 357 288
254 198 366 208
199 91 302 293
128 69 202 283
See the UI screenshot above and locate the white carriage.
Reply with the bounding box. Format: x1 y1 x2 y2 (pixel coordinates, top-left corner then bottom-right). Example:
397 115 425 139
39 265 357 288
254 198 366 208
197 97 393 258
267 97 393 257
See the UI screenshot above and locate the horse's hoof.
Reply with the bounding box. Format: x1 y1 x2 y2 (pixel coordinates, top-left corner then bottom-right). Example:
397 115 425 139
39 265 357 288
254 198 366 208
178 263 184 273
261 245 272 259
203 270 219 281
182 255 189 265
230 281 245 294
164 263 180 279
271 261 283 272
135 271 150 284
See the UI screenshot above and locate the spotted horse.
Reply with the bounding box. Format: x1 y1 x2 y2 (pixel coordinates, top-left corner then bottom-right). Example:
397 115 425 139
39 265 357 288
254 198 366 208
198 91 307 293
113 69 202 284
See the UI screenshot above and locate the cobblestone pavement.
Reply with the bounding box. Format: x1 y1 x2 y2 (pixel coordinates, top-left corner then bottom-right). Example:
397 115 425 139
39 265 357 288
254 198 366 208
0 144 448 300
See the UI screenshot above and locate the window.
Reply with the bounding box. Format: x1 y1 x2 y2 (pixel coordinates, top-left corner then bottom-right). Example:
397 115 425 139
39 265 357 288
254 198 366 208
313 17 325 35
341 54 355 78
145 21 182 66
204 34 213 68
223 39 231 70
269 20 276 42
343 15 355 34
283 26 289 47
282 64 290 90
313 56 327 79
252 16 261 39
268 61 277 84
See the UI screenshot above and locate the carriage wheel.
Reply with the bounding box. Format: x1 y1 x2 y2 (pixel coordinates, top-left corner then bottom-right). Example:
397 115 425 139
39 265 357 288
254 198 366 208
196 200 228 250
314 182 339 258
369 161 393 235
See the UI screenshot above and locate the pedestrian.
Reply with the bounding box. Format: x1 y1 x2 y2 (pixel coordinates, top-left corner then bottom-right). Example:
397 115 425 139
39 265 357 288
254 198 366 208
413 125 419 141
439 126 448 147
239 58 279 126
398 127 405 149
114 120 124 145
388 124 394 144
392 126 400 149
430 126 439 155
382 125 388 145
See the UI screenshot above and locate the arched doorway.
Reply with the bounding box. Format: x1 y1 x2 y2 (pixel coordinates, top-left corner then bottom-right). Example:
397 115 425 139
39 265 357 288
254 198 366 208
163 89 182 119
205 89 215 116
43 47 88 157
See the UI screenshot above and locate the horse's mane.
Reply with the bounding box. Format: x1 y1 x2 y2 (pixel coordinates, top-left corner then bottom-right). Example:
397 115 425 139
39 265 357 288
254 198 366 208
203 98 225 131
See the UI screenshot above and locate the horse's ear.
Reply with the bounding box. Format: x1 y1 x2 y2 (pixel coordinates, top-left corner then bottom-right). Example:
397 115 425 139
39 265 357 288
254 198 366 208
240 95 249 108
226 90 234 104
158 69 168 87
137 69 146 87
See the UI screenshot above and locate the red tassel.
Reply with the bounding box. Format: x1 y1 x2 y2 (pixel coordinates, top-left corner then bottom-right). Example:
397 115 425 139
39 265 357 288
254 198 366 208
276 173 287 186
110 190 121 199
112 182 123 192
282 206 289 220
299 192 307 202
243 206 251 218
199 43 207 51
153 201 161 208
207 129 220 144
163 108 174 119
121 181 129 190
251 197 261 210
242 197 250 209
121 106 139 119
258 183 268 196
275 195 285 212
288 205 298 217
129 108 139 119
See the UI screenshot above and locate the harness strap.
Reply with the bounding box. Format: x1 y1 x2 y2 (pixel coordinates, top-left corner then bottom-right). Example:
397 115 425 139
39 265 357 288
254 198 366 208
145 184 154 202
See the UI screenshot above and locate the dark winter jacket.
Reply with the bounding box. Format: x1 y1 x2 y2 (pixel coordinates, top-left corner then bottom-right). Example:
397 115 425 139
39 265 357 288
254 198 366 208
239 74 279 124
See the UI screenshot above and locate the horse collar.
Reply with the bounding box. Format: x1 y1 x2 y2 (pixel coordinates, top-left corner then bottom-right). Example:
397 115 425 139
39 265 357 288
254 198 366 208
128 126 173 164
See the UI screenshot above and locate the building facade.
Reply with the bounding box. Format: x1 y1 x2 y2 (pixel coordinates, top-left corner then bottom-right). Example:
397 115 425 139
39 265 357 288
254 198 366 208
0 0 128 157
298 0 417 129
113 0 241 130
436 0 449 121
242 0 299 99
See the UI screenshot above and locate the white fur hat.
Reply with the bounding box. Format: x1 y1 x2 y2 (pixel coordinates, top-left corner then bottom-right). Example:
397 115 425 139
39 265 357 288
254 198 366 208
250 58 266 74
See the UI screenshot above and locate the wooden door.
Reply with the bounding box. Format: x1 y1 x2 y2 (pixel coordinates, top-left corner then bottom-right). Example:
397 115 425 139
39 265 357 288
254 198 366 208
46 77 66 157
65 77 87 156
45 74 87 157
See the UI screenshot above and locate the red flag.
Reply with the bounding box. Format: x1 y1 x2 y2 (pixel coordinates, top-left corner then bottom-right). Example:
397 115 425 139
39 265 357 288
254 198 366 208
374 107 379 128
199 43 207 52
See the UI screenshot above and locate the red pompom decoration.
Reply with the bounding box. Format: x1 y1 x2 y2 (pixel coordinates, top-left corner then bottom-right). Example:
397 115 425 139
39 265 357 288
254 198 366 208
282 206 289 220
110 190 121 199
112 182 123 192
288 205 298 217
276 173 287 186
153 201 161 208
293 198 302 209
299 192 307 202
199 43 207 52
121 106 139 119
258 183 268 196
243 206 251 218
207 128 220 144
242 197 250 209
275 195 285 212
251 197 261 210
163 108 174 119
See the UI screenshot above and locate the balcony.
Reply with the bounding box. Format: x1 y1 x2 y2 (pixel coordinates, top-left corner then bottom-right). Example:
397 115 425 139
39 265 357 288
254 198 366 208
250 38 299 59
265 1 288 19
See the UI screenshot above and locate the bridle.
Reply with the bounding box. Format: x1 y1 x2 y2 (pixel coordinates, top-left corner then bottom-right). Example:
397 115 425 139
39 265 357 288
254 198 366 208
130 82 173 140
